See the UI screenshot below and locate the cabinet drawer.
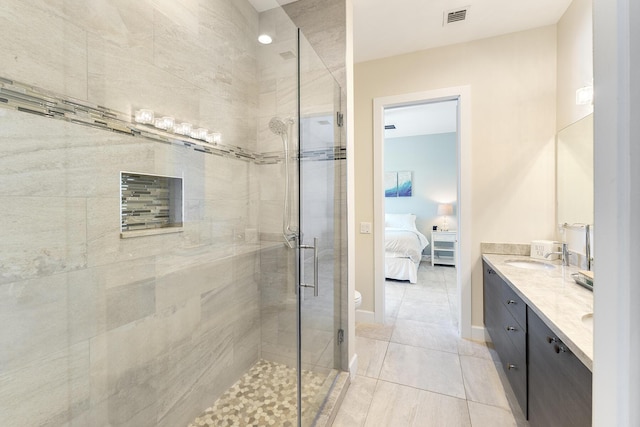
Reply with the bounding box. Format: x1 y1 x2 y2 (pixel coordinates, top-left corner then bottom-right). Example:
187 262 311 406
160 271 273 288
500 280 526 329
502 307 526 353
433 231 456 242
484 306 528 416
498 327 528 416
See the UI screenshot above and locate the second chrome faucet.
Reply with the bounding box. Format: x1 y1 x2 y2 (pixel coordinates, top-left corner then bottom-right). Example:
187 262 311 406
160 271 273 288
544 242 570 266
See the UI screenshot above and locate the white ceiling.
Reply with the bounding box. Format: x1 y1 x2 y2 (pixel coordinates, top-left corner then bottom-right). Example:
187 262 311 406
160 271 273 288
248 0 298 13
353 0 572 63
385 101 458 139
249 0 573 64
247 0 572 137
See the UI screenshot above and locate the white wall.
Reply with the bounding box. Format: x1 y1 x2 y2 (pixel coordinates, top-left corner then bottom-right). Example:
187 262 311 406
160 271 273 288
384 132 457 242
355 26 558 319
593 0 640 424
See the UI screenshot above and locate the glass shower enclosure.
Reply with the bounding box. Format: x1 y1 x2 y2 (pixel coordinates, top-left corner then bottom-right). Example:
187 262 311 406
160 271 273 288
0 1 345 426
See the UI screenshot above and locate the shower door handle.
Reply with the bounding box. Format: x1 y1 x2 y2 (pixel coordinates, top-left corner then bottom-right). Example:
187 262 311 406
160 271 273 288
299 237 319 296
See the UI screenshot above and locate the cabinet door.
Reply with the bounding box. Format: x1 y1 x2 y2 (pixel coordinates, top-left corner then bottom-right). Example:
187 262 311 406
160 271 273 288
528 308 592 427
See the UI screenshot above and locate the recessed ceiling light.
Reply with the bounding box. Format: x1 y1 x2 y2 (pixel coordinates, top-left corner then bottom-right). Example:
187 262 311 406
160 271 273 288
258 34 273 44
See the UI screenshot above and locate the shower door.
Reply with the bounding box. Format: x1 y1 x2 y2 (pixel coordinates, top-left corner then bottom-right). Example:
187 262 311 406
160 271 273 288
296 30 344 426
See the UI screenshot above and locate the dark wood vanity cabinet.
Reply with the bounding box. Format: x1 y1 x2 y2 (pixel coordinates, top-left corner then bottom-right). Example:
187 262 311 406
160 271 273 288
483 260 593 426
483 263 528 417
528 307 592 427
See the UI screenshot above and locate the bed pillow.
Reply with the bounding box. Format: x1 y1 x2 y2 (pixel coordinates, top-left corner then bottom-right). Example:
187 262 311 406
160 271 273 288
385 213 417 230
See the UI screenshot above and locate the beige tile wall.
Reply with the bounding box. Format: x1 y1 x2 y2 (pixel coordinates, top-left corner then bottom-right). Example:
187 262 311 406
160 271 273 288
0 0 349 425
0 0 264 425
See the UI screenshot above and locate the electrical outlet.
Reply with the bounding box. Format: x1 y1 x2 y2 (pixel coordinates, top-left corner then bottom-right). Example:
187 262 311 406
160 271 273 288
360 222 372 234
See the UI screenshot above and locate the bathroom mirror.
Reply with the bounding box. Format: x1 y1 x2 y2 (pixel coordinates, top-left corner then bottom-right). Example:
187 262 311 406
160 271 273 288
556 113 594 225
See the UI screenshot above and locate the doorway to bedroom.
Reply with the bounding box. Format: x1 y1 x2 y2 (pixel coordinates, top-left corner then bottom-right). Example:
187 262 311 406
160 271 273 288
383 99 459 317
372 86 472 339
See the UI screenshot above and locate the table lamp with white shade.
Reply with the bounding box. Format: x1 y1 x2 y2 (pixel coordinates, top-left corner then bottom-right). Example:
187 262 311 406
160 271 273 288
437 203 453 231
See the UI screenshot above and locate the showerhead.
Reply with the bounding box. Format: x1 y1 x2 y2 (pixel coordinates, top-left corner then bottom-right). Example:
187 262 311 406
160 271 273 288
269 117 292 136
269 117 295 136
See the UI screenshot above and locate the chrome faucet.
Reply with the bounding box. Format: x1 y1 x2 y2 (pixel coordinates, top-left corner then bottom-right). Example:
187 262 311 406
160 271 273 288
544 242 570 266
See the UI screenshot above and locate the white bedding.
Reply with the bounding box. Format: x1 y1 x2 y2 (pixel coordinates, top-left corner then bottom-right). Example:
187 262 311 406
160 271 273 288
385 228 429 262
385 227 429 283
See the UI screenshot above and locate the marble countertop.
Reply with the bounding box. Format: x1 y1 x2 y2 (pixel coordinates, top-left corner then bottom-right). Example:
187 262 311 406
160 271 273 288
482 254 594 371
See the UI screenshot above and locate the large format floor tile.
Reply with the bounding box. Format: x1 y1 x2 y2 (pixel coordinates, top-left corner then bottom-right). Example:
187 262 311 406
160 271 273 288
378 342 466 399
333 264 528 427
362 380 472 427
355 336 388 378
397 299 455 328
467 401 519 427
356 322 395 341
363 381 420 427
413 389 472 427
331 376 377 427
391 318 458 353
460 355 510 408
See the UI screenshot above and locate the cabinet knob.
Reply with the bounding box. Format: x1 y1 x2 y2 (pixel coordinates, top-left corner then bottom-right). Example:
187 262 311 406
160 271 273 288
487 268 495 275
546 336 559 344
506 299 516 305
506 326 517 332
507 364 517 370
554 344 568 354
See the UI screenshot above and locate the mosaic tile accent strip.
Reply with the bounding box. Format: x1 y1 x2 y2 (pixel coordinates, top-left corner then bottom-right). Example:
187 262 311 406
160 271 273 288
121 172 183 232
189 359 326 427
0 76 346 165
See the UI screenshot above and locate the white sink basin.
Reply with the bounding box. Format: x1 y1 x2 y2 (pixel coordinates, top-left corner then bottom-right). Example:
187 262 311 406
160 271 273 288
504 259 555 270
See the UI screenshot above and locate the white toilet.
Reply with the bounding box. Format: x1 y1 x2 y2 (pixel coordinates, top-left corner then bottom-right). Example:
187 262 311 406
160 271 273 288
354 290 362 309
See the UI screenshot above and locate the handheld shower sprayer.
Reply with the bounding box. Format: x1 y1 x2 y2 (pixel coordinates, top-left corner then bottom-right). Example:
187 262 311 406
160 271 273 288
269 117 297 248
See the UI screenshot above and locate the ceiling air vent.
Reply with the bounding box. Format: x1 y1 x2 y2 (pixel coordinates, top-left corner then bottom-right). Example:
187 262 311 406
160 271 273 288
444 7 469 25
384 124 396 130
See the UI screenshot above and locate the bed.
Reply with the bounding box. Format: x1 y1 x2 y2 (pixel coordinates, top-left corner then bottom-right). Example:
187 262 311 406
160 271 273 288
385 214 429 283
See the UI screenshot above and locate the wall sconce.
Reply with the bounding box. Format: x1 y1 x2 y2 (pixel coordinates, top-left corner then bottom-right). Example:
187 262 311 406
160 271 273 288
154 116 175 130
575 85 594 106
134 109 154 124
205 132 222 144
191 128 208 140
437 203 453 231
173 122 193 136
134 109 221 146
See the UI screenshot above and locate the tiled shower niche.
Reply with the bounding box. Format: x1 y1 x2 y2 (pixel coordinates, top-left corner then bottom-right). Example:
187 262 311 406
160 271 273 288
120 172 183 237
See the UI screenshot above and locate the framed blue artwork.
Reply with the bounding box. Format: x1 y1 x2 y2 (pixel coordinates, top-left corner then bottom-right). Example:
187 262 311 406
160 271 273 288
397 171 412 197
385 172 398 197
385 171 412 197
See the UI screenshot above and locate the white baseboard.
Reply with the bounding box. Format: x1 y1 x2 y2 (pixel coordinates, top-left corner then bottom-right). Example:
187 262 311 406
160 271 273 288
349 354 358 380
471 325 489 342
355 309 375 323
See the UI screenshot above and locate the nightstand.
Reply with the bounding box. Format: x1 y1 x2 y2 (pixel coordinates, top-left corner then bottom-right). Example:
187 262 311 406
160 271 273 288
431 230 457 266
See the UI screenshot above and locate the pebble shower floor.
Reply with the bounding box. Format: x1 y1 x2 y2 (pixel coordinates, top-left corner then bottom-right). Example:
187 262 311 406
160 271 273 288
189 359 325 426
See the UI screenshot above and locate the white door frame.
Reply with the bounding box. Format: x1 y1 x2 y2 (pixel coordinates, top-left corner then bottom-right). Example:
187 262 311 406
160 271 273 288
373 86 472 339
